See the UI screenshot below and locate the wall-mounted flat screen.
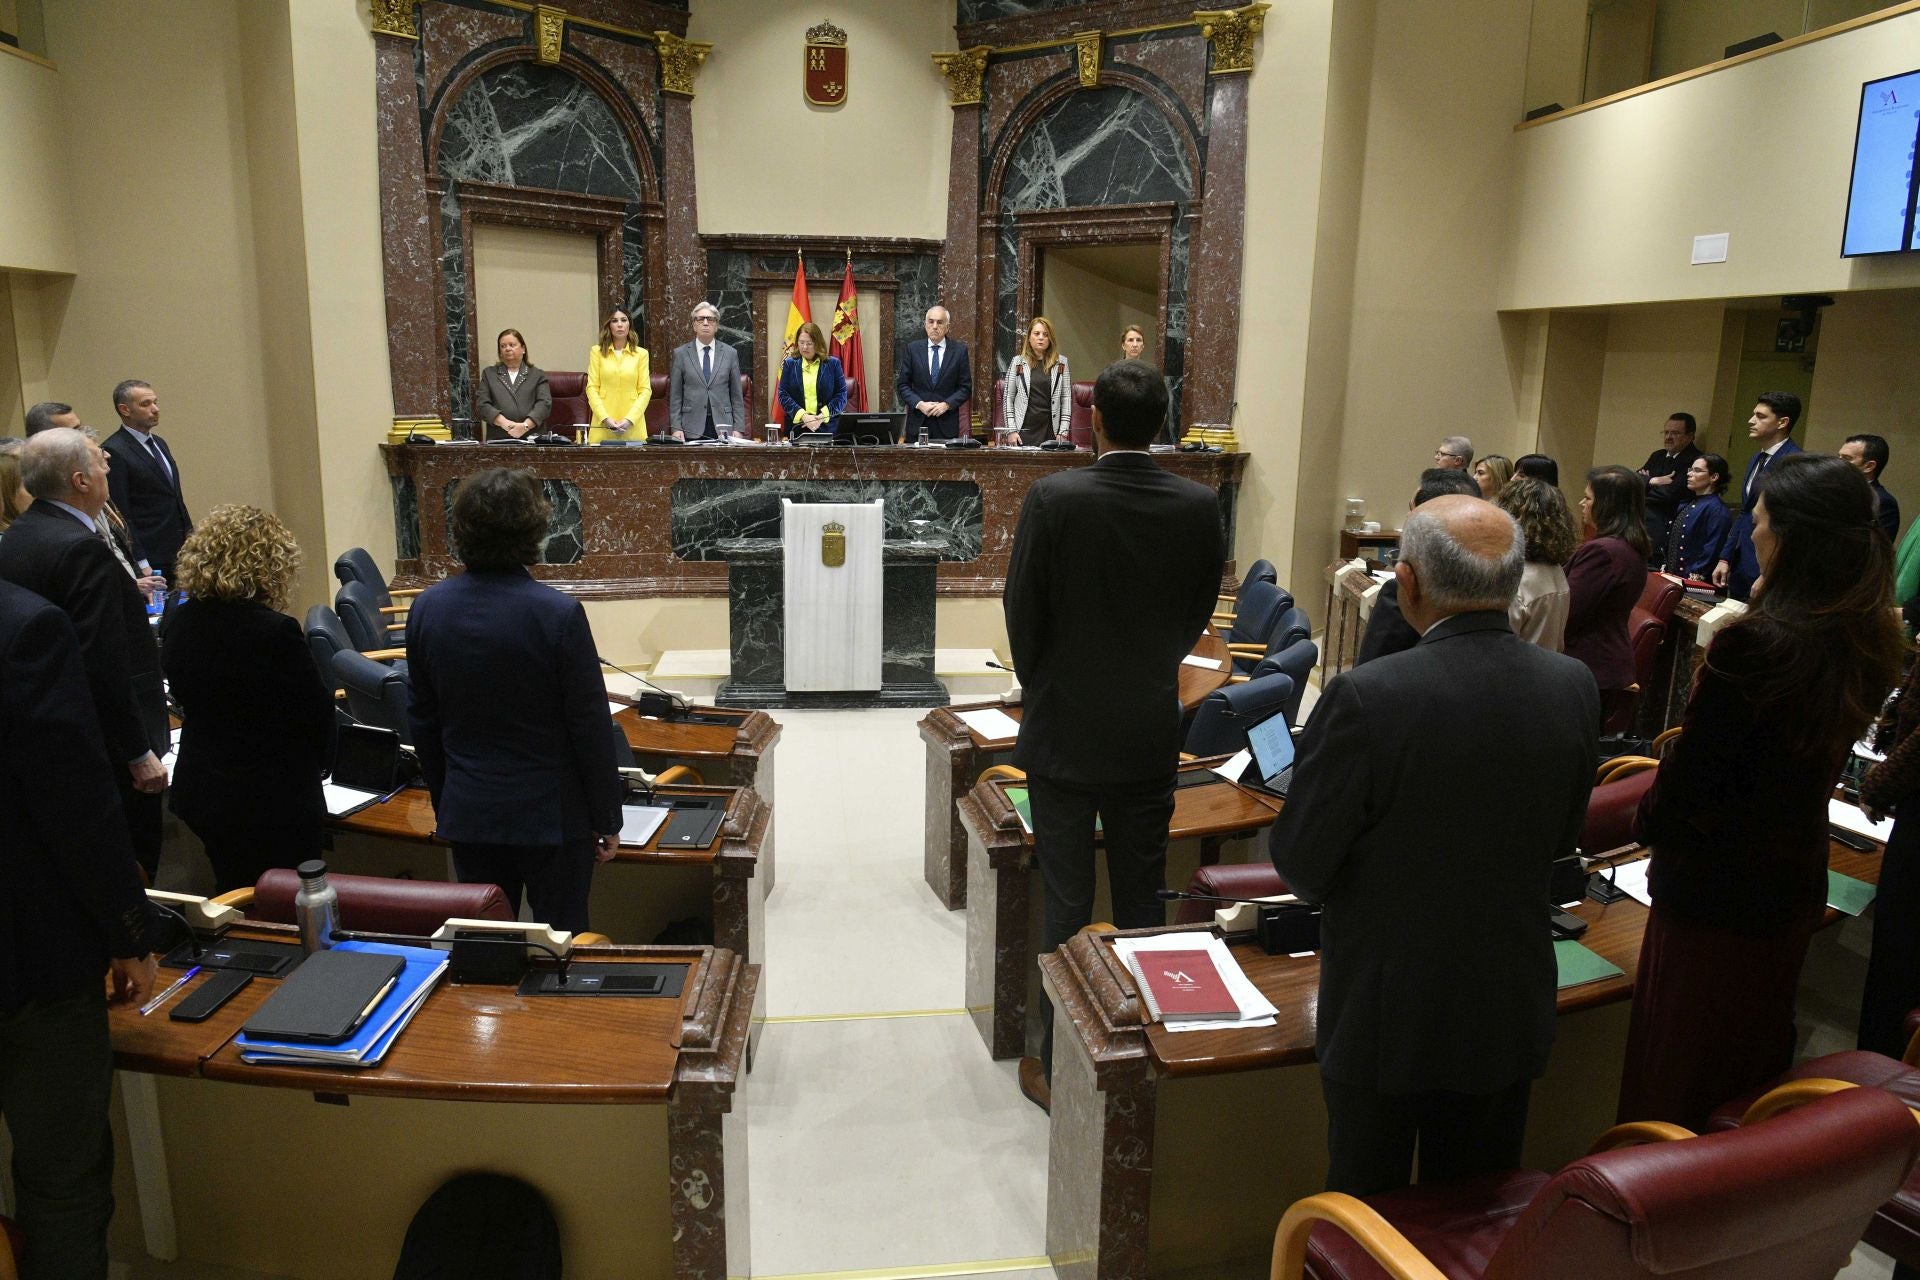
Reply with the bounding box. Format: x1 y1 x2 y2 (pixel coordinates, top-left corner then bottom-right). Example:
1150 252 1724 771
1843 68 1920 257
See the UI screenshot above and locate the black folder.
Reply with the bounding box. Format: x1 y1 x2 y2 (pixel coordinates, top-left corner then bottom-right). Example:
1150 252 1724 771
242 949 404 1044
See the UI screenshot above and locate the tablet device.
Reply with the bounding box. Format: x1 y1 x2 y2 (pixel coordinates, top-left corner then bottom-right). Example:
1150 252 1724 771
1242 707 1296 797
331 723 403 793
242 949 403 1044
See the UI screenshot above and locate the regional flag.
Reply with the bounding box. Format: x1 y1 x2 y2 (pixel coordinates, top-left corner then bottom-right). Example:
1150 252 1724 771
830 255 867 412
774 254 811 426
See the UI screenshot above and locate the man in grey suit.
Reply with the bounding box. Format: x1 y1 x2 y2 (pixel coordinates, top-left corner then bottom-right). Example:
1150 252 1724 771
1270 495 1599 1196
668 302 747 441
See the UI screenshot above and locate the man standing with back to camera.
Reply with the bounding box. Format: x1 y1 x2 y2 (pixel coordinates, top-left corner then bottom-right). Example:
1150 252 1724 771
1003 360 1224 1111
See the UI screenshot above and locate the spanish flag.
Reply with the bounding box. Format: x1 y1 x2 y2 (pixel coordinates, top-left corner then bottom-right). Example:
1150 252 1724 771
773 253 811 425
830 254 867 412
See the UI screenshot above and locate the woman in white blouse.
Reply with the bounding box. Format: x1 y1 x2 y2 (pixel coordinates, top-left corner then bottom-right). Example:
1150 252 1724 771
1496 475 1577 651
1000 316 1071 446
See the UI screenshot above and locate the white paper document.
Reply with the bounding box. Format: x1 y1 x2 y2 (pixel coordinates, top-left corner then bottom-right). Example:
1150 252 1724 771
608 699 630 717
1180 654 1223 671
1213 749 1252 784
955 708 1021 741
1112 931 1278 1032
619 804 672 847
322 783 382 817
1829 799 1894 843
1605 858 1654 907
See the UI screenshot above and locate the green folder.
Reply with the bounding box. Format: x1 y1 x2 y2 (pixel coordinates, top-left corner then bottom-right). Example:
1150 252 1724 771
1003 786 1098 836
1827 870 1878 917
1554 940 1625 990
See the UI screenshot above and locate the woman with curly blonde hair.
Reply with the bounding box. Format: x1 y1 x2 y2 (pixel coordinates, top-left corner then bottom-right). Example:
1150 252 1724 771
163 505 336 891
1496 475 1577 652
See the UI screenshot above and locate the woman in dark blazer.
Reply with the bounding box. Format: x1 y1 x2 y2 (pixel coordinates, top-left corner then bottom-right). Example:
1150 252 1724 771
162 505 336 893
777 322 847 432
1618 455 1903 1127
478 328 552 440
1661 452 1732 580
1564 465 1650 697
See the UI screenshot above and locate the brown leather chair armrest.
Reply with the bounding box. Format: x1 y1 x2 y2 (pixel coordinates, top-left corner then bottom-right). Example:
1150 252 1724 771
655 764 703 785
210 887 255 909
978 764 1027 786
1740 1077 1860 1126
1595 755 1659 786
574 931 610 946
1653 725 1683 754
1587 1121 1695 1152
361 647 407 661
1226 644 1267 657
1271 1193 1449 1280
389 587 423 598
378 604 411 616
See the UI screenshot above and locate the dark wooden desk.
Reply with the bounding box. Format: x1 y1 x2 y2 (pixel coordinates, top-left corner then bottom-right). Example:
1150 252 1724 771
110 926 756 1280
919 635 1232 910
1038 839 1884 1280
612 702 781 891
959 759 1282 1059
328 784 769 965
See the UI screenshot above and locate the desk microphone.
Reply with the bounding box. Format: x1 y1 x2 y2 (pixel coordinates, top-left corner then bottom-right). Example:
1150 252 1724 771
599 656 688 719
985 659 1016 675
146 898 208 959
1156 888 1296 907
1157 888 1318 955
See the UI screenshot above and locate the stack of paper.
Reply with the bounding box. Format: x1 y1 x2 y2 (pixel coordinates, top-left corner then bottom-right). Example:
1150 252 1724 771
236 940 445 1068
1829 799 1893 843
955 707 1021 741
619 804 671 847
321 780 385 818
1602 858 1654 907
1112 932 1278 1032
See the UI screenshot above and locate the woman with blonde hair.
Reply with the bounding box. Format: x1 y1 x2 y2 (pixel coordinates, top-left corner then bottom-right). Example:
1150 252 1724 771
162 505 335 891
1496 475 1577 651
586 305 651 443
1001 316 1071 446
1472 454 1513 500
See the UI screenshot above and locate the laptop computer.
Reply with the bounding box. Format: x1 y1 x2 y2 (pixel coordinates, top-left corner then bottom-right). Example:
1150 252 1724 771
834 412 906 445
1239 706 1296 798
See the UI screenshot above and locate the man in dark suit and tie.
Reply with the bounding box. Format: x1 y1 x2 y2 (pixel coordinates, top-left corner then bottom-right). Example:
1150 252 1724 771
1713 391 1804 601
0 578 158 1280
27 400 165 599
0 428 172 879
1004 360 1225 1109
407 468 622 933
1271 495 1599 1196
895 305 972 440
669 302 748 440
1636 412 1703 559
101 379 192 579
1840 433 1900 543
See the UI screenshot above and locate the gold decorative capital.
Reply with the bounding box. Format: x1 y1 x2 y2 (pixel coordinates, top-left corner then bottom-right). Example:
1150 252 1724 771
656 31 713 97
1074 31 1102 88
1194 2 1270 75
534 4 566 64
369 0 417 40
931 46 989 107
806 19 847 46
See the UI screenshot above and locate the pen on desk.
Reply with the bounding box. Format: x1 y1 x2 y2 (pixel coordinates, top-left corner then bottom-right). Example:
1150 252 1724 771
374 780 410 805
140 966 201 1016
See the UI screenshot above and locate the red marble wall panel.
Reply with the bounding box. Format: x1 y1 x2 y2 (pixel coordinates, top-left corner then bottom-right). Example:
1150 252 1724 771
1111 34 1208 130
421 1 524 101
984 52 1072 159
572 30 661 141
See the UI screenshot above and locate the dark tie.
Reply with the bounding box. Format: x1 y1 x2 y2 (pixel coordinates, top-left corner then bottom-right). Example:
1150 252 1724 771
930 344 942 384
145 437 173 487
702 344 711 384
1747 451 1769 505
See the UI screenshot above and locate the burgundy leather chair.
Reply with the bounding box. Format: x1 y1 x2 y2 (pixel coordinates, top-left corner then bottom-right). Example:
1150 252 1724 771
1580 765 1656 855
1173 862 1293 925
224 868 514 936
1276 1086 1920 1280
546 371 589 439
1704 1010 1920 1273
1069 381 1094 448
643 372 757 437
1604 574 1687 733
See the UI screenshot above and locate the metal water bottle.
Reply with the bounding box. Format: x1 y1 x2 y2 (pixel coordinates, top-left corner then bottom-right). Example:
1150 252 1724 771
294 859 340 954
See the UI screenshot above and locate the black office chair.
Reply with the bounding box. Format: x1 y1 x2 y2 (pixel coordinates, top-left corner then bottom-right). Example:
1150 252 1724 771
335 547 412 639
1218 577 1290 651
1245 639 1319 725
1214 558 1281 624
1228 595 1309 675
1185 671 1295 759
337 580 407 655
334 650 411 739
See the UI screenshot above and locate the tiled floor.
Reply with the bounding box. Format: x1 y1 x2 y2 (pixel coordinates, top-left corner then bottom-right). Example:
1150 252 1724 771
84 700 1909 1279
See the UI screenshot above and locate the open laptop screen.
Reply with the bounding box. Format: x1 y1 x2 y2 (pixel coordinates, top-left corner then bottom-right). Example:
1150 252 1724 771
1246 707 1295 787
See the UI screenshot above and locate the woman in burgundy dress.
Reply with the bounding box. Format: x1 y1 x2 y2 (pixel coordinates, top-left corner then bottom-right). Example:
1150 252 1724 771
1564 465 1651 706
1617 454 1902 1127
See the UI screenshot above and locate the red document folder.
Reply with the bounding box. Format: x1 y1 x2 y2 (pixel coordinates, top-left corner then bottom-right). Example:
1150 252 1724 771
1128 948 1240 1021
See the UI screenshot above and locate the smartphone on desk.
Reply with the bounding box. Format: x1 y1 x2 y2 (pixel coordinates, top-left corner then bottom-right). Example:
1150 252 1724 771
170 970 253 1022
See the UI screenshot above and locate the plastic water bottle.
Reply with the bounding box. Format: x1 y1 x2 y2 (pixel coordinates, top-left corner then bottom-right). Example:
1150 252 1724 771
294 859 340 954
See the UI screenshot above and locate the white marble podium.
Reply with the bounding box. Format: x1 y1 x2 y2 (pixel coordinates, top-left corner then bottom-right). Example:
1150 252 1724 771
782 499 883 692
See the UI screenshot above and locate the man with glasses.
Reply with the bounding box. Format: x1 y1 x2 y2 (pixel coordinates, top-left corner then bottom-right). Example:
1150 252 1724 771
896 305 972 441
668 302 747 441
1433 436 1474 471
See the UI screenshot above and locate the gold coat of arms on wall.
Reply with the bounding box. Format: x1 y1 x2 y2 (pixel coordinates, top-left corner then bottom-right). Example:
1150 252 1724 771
805 20 848 106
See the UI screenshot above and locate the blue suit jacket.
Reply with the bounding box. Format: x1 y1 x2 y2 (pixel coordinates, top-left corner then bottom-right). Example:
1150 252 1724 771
1664 495 1732 580
405 568 621 846
895 338 971 439
778 356 848 422
1717 439 1802 598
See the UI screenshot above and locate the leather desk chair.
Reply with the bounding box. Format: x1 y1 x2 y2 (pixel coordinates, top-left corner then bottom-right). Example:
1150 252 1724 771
1215 558 1280 625
1238 640 1319 725
546 371 588 439
1603 574 1686 735
642 372 757 438
1704 1016 1920 1273
1069 381 1093 448
1275 1086 1920 1280
1186 672 1295 758
336 581 406 658
216 868 515 935
1579 764 1657 855
334 651 411 738
1218 579 1292 664
1174 862 1296 925
1231 604 1310 676
334 547 417 628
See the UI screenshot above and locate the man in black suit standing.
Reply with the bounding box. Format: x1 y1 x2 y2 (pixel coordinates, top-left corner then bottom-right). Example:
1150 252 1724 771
1355 468 1481 667
895 305 972 440
27 400 165 600
407 468 622 933
0 578 157 1280
0 429 172 879
1004 360 1224 1109
101 379 192 580
1713 391 1803 601
1636 412 1703 560
1271 495 1598 1196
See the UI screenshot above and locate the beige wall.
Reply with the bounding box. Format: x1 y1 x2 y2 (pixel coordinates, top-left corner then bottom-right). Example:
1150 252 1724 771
1805 289 1920 540
0 49 73 275
1506 10 1920 311
1650 0 1803 79
1523 0 1587 113
1590 301 1725 474
688 0 953 238
473 224 601 394
1037 250 1155 385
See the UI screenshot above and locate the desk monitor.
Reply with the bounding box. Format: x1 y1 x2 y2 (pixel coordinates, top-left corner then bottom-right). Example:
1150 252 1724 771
331 723 403 793
1243 707 1296 797
835 413 905 445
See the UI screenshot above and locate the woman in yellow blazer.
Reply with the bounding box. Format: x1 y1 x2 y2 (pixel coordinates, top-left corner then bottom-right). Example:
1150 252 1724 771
586 306 651 443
